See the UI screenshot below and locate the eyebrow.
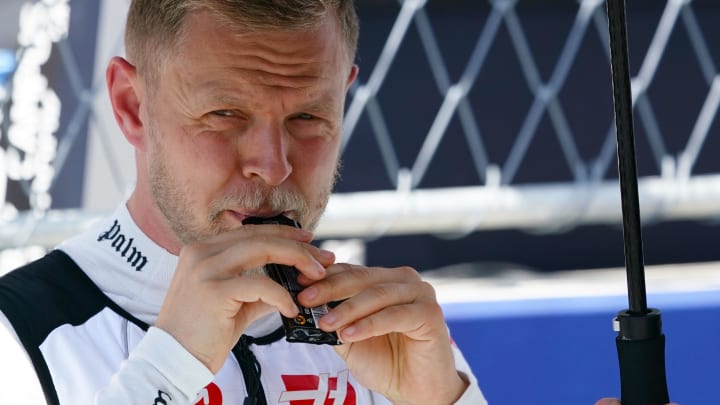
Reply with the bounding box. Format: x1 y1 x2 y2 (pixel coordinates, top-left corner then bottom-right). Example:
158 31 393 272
186 81 246 107
300 99 338 116
193 81 340 116
215 93 248 107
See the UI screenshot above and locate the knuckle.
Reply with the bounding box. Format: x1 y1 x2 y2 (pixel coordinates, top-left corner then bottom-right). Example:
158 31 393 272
395 265 421 280
362 315 377 332
419 280 437 298
295 240 312 260
334 262 356 273
352 265 373 280
337 297 358 316
391 304 412 321
426 299 444 319
369 283 392 301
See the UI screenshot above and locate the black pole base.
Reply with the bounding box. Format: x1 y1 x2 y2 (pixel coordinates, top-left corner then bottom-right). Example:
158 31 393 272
615 309 670 405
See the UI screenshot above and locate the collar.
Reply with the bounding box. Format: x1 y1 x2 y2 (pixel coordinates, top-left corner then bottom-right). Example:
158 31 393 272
57 202 281 336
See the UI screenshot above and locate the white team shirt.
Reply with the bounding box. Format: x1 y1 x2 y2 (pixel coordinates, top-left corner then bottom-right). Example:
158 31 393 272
0 203 487 404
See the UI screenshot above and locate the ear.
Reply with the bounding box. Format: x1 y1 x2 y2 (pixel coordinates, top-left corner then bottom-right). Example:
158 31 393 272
345 64 359 91
106 56 146 151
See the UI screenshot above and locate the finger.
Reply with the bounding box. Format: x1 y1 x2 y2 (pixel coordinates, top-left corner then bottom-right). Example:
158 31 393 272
215 273 300 319
188 236 331 281
339 303 419 342
179 223 317 268
335 301 442 343
305 243 336 268
314 280 438 335
206 223 315 247
298 264 422 307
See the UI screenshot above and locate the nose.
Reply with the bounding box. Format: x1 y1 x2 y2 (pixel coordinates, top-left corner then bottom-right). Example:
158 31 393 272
239 122 293 186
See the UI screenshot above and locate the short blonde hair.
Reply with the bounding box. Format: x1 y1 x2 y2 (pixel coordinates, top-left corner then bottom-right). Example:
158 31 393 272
125 0 358 86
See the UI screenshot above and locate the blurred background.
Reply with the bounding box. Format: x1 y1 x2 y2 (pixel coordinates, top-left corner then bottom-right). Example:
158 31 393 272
1 0 719 403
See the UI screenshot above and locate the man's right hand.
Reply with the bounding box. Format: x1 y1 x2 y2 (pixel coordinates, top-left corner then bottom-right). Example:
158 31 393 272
155 224 334 373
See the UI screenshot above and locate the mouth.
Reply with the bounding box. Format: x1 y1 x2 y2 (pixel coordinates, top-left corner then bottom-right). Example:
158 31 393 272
227 209 294 224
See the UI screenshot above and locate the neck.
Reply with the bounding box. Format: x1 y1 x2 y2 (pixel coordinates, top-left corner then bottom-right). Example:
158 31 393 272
127 187 183 255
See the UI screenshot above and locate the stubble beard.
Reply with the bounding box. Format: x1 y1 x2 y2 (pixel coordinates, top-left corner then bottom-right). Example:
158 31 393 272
146 127 338 245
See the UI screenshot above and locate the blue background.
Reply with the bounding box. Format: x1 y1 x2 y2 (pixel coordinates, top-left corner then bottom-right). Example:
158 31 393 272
444 291 720 404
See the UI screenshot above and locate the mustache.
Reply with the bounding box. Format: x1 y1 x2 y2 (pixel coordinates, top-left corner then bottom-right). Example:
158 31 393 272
209 185 309 221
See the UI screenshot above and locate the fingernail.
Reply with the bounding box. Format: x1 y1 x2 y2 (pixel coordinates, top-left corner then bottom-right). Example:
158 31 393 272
319 249 335 260
301 286 318 300
342 325 356 337
321 312 337 326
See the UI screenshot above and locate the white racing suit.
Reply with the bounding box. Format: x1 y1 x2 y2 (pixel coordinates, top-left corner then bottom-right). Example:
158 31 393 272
0 204 487 405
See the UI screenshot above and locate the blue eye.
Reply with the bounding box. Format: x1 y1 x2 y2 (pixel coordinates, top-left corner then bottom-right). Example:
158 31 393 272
211 110 235 117
297 113 315 120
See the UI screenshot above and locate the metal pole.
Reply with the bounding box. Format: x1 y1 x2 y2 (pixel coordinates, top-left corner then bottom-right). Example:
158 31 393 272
606 0 670 403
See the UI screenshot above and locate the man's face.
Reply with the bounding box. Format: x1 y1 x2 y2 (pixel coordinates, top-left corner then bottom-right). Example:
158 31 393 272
140 10 355 244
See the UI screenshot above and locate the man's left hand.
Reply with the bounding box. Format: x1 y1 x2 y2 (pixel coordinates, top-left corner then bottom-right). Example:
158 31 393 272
297 263 467 405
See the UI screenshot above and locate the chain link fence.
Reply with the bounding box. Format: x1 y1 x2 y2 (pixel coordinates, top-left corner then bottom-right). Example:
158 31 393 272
1 0 719 270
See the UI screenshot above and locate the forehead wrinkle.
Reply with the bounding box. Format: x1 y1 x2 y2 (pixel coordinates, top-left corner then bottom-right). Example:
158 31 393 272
224 37 335 82
241 35 328 60
180 45 332 90
230 67 321 89
233 54 325 80
192 79 251 100
171 15 349 90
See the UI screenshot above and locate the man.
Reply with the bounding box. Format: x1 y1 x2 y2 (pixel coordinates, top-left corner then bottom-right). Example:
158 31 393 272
0 1 485 404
